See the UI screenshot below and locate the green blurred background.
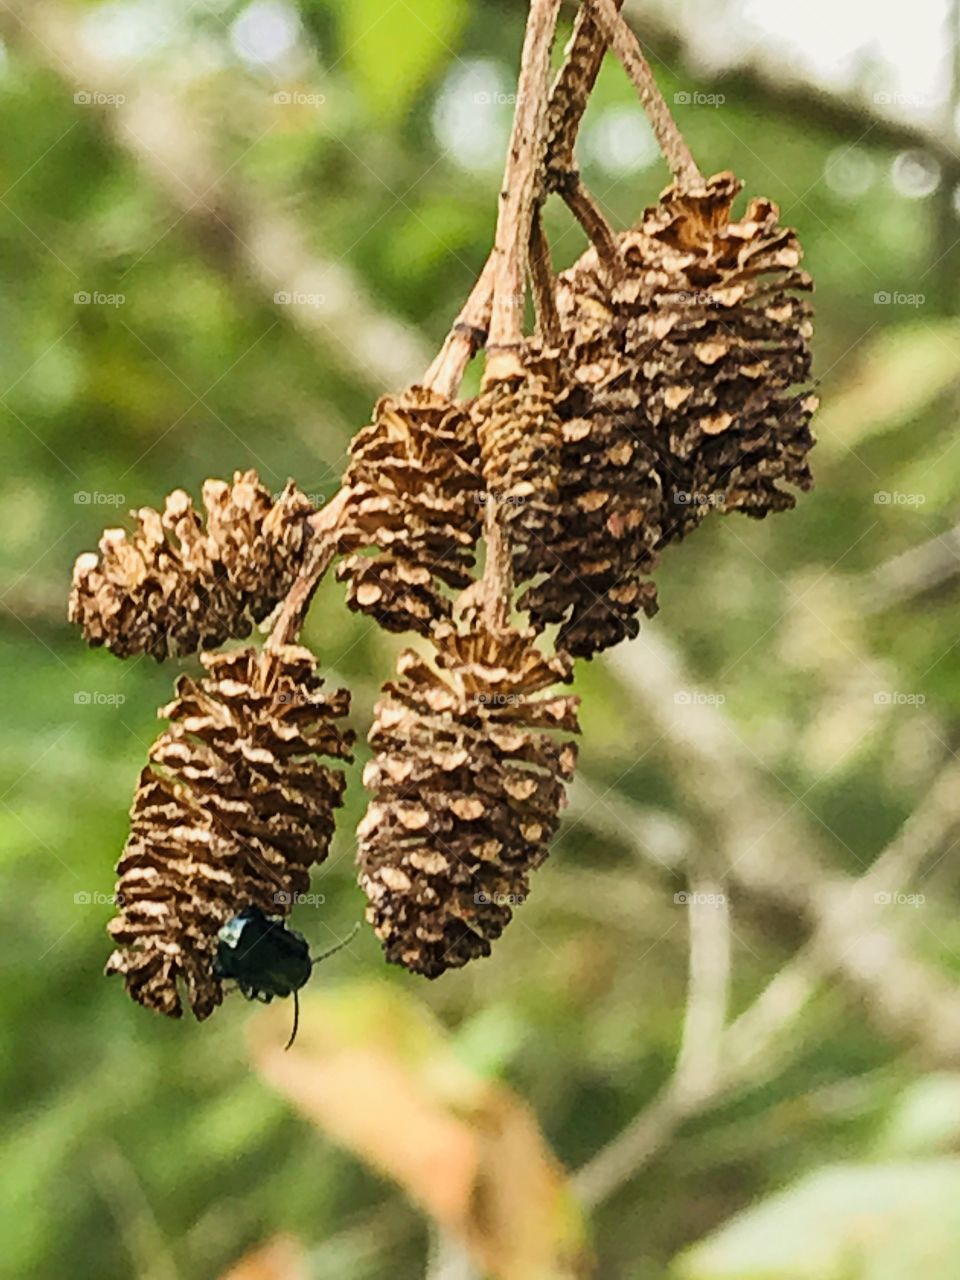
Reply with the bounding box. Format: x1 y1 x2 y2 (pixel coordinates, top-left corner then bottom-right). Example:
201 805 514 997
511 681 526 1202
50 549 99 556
5 1 960 1277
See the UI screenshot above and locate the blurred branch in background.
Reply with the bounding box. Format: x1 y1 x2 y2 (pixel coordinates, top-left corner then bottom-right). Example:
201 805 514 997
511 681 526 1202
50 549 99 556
858 522 960 614
616 0 960 177
0 0 432 394
564 627 960 1205
605 630 960 1062
575 736 960 1205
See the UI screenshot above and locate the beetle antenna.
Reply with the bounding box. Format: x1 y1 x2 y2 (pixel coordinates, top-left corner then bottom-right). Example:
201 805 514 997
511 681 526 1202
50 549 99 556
285 988 300 1051
310 922 360 967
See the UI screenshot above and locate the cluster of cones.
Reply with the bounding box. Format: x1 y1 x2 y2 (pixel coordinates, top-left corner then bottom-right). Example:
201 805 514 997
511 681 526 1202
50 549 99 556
333 170 816 974
69 6 816 1018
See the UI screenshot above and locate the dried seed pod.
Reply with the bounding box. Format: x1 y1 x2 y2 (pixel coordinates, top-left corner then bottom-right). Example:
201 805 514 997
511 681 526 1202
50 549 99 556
69 472 314 661
516 367 664 658
470 350 564 584
358 626 579 977
105 645 354 1020
557 171 817 544
335 386 483 635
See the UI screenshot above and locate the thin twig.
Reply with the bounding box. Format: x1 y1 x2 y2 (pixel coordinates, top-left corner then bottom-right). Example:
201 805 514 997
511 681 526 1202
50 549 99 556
265 488 351 649
485 0 563 377
555 173 620 269
469 0 562 634
856 522 960 615
425 1 621 397
545 0 625 188
674 873 731 1101
422 254 497 398
588 0 702 187
528 206 562 345
575 869 730 1206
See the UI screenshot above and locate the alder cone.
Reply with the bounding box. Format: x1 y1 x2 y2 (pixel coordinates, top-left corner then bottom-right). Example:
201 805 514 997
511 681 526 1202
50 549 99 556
471 352 564 583
516 358 664 658
557 171 818 545
69 471 314 661
357 626 579 977
106 645 354 1020
336 386 483 636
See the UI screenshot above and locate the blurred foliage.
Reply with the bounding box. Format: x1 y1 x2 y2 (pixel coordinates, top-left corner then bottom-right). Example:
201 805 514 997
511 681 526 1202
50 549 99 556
3 1 960 1278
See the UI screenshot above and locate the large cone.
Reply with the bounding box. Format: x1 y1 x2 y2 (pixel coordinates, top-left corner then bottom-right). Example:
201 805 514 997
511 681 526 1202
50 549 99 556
557 171 817 547
106 645 354 1019
358 625 579 977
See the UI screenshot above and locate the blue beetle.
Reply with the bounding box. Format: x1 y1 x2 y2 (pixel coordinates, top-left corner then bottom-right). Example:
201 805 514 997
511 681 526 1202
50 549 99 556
214 907 358 1048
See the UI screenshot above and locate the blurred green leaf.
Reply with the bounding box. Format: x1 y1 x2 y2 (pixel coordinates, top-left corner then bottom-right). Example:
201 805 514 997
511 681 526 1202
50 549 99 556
336 0 468 118
674 1160 960 1280
874 1075 960 1158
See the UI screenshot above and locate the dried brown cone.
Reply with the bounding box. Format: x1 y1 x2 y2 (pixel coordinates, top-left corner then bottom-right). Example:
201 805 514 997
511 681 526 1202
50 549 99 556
470 351 564 584
357 626 579 977
516 364 665 658
335 386 483 636
69 471 315 661
556 170 817 545
105 644 354 1020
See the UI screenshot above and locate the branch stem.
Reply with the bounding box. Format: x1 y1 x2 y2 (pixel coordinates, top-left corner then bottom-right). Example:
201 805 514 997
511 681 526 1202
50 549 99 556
265 488 351 650
588 0 702 187
529 205 561 345
424 0 621 397
485 0 563 377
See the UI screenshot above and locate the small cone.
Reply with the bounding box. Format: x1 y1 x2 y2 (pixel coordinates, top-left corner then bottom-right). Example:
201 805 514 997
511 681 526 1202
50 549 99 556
106 645 354 1020
69 471 314 661
516 363 664 658
357 625 579 977
336 386 483 635
471 350 564 584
